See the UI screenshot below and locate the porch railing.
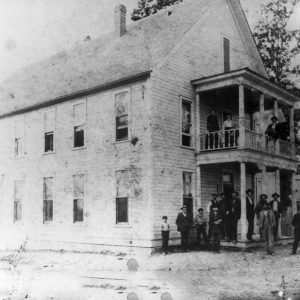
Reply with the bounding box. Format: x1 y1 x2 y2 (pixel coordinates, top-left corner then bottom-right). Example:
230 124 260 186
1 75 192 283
200 129 296 159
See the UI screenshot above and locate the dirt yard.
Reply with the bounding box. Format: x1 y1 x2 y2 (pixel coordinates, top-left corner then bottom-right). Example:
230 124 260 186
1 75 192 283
0 245 299 300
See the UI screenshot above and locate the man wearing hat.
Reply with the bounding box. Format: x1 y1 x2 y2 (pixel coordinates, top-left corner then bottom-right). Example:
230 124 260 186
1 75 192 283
176 206 191 251
246 189 255 241
265 116 279 140
209 206 223 253
255 194 268 240
290 205 300 255
227 191 241 242
259 202 276 255
270 193 282 239
206 193 219 239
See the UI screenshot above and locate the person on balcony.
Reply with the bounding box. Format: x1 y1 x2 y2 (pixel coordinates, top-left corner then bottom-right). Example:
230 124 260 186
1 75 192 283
246 189 255 241
206 109 220 149
270 193 282 240
259 203 276 255
227 191 241 242
222 113 238 147
265 116 279 141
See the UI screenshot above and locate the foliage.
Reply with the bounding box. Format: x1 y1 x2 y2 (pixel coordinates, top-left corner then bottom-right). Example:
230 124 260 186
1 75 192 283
131 0 183 21
253 0 300 89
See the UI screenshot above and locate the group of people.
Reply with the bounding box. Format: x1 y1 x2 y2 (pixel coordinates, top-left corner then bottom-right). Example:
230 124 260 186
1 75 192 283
205 108 287 150
160 191 300 256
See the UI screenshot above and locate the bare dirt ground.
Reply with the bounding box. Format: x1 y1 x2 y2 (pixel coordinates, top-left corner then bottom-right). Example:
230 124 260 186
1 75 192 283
0 245 299 300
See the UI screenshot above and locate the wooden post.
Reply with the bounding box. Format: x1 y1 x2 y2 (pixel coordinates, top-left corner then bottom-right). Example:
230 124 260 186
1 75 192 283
239 85 245 148
261 164 267 194
195 93 201 152
240 162 247 241
259 94 266 149
195 166 202 211
273 99 279 153
291 171 297 215
290 107 295 143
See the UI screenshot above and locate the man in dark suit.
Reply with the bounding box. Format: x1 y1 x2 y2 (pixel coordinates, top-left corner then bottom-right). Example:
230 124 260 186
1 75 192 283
206 109 220 149
206 193 219 239
265 116 280 140
228 191 241 242
269 193 282 240
246 189 255 241
209 206 223 253
176 206 191 251
290 206 300 255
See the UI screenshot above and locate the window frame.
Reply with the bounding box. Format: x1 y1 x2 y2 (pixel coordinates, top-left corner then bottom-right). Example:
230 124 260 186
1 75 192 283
43 176 54 224
72 173 86 224
43 108 56 154
44 131 54 153
73 100 87 150
14 116 25 158
180 97 194 149
223 37 231 73
114 88 131 143
13 179 24 223
182 171 194 222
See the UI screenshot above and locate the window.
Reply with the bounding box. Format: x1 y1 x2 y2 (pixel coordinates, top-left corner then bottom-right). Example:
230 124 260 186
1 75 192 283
223 37 230 72
116 170 129 224
45 132 53 152
43 177 53 223
181 100 192 147
183 172 193 221
14 180 24 222
44 110 55 152
15 117 25 157
73 174 85 223
73 102 86 148
115 92 129 141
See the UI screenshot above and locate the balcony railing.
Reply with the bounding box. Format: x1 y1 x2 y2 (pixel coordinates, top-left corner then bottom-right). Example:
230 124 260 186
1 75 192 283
199 129 295 159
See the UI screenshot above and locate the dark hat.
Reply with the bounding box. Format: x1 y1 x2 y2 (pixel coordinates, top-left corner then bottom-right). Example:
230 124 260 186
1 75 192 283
198 208 204 212
162 216 168 219
232 191 239 195
181 205 187 210
272 193 280 198
260 194 268 199
246 189 253 193
271 116 278 121
212 193 218 196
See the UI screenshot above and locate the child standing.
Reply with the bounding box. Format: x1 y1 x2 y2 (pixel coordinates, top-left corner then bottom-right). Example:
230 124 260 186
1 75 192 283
161 216 170 254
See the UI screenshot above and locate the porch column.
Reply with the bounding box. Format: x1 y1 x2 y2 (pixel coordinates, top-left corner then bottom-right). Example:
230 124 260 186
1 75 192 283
195 93 201 152
290 107 295 143
291 171 297 215
240 162 247 240
273 99 279 153
261 164 267 194
275 168 281 237
259 94 266 149
239 84 246 148
195 166 202 210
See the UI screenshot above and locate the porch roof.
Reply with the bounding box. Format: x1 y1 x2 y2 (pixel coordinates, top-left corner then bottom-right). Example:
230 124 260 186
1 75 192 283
191 68 300 107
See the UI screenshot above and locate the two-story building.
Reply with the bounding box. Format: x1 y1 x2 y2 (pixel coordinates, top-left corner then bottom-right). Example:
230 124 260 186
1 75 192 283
0 0 299 250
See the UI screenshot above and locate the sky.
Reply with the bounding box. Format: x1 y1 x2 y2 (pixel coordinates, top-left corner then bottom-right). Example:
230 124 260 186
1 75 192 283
0 0 300 83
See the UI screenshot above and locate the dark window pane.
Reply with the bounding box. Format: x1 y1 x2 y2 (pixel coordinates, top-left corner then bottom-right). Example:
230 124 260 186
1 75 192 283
223 38 230 72
73 199 84 222
74 126 84 147
116 197 128 223
14 201 22 222
116 115 128 127
182 135 191 147
45 132 53 152
43 200 53 222
116 116 128 141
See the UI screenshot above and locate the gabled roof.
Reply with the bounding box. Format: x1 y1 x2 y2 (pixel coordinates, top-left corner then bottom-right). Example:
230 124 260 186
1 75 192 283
0 0 268 116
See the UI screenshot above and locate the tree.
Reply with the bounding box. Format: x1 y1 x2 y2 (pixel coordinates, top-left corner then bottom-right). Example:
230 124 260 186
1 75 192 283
253 0 300 90
131 0 183 21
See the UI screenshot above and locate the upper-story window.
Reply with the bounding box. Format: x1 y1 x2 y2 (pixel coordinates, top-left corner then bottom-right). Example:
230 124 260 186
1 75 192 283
223 37 230 73
73 174 85 223
181 99 192 148
116 170 129 224
115 91 129 141
73 102 86 148
44 109 55 153
14 180 24 222
15 117 25 157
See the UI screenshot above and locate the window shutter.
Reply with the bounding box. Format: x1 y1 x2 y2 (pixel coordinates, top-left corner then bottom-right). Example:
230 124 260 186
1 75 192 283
223 38 230 73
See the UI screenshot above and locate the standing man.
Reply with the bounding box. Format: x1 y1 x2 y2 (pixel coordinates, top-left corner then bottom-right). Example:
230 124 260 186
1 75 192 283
206 193 219 239
291 206 300 255
255 194 268 240
259 203 276 255
207 109 220 149
265 116 280 140
218 193 227 240
176 206 191 252
228 191 241 242
270 193 282 240
246 189 255 241
194 208 209 249
209 207 223 253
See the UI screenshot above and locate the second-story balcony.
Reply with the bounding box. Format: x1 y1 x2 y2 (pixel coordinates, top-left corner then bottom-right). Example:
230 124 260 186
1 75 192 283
200 129 295 159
